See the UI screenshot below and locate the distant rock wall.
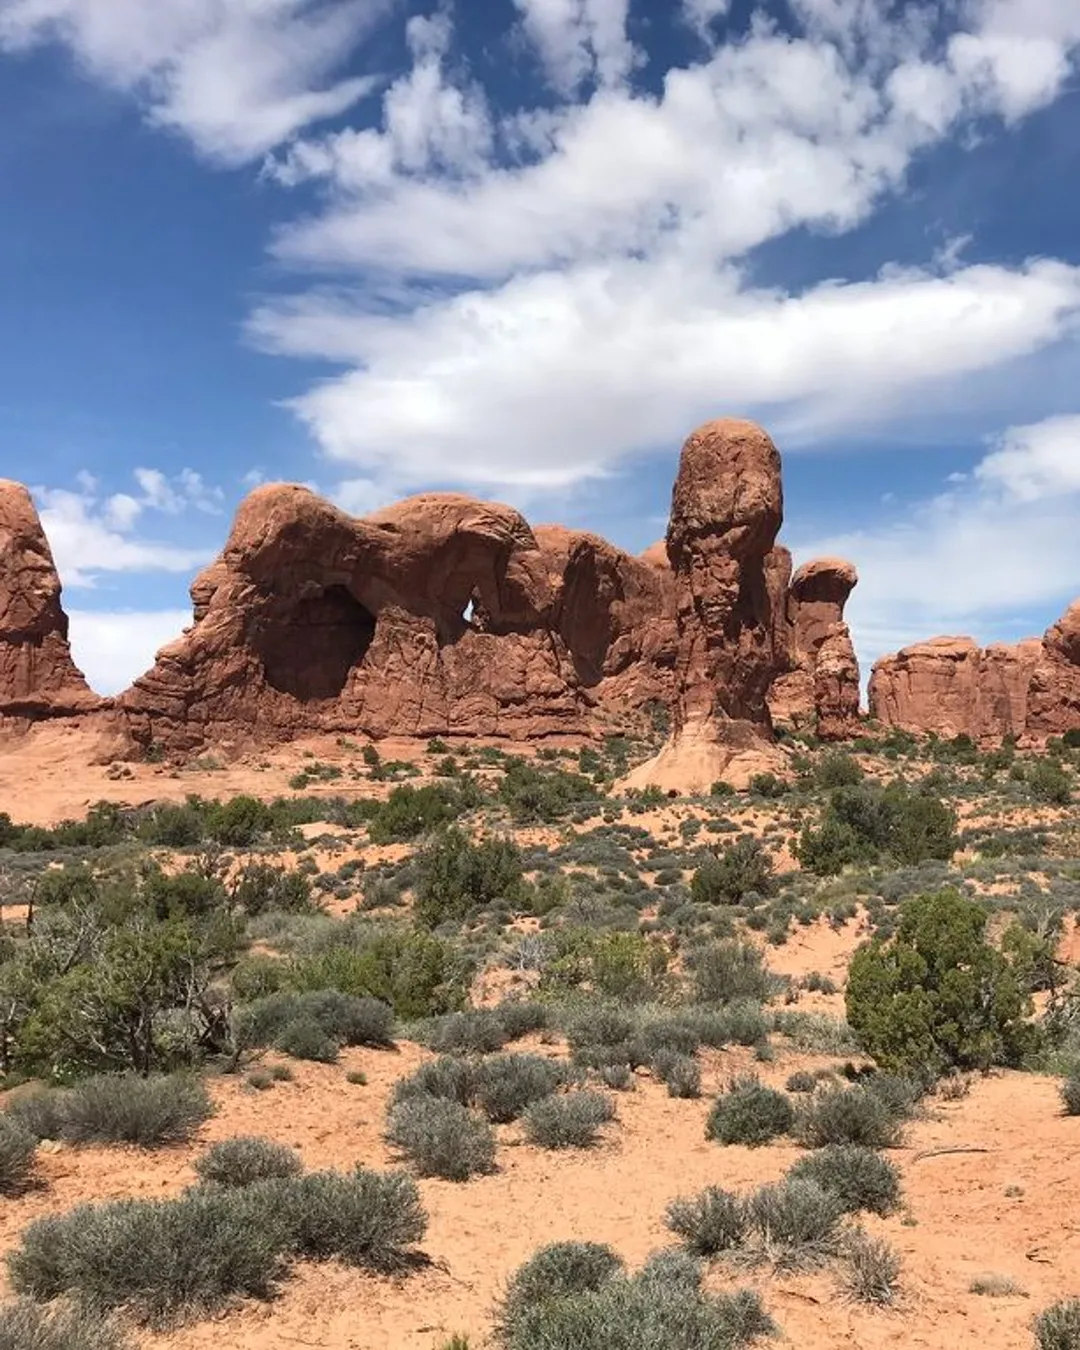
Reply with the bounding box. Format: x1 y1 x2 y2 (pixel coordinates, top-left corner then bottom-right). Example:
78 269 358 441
868 603 1080 743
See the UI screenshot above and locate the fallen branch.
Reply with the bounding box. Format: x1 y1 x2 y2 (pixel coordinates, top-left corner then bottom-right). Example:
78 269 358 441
912 1146 993 1162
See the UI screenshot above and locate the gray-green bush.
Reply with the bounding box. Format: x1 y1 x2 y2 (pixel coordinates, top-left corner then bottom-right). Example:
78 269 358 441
1035 1298 1080 1350
665 1187 747 1256
743 1179 845 1268
385 1096 496 1181
11 1075 213 1149
472 1055 564 1123
706 1076 794 1147
523 1092 615 1149
0 1300 134 1350
795 1086 904 1149
0 1116 37 1195
787 1145 901 1216
8 1166 426 1327
193 1136 302 1188
498 1242 773 1350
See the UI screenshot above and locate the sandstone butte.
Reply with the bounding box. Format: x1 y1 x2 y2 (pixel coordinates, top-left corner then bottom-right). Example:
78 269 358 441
2 417 1078 786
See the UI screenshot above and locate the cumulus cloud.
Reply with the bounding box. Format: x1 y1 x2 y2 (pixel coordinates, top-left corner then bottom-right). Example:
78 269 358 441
248 257 1080 494
511 0 637 93
66 609 191 694
793 414 1080 667
35 468 219 588
245 0 1080 503
0 0 389 163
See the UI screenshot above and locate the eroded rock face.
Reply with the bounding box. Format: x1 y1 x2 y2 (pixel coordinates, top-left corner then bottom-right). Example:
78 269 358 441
666 418 784 733
0 480 98 721
868 610 1080 743
768 556 860 739
0 417 866 769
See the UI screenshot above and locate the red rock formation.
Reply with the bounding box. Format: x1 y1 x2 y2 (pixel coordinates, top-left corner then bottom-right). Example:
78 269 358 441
0 417 868 775
666 418 784 730
868 609 1080 744
768 556 860 739
0 480 99 721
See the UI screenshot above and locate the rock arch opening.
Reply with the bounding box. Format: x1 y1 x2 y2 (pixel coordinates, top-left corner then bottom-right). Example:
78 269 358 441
257 584 376 701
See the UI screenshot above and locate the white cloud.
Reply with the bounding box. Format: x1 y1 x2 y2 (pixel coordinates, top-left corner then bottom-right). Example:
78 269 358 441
35 468 219 587
794 413 1080 667
975 414 1080 502
242 1 1080 505
0 0 389 163
512 0 636 93
248 257 1080 495
66 609 191 695
681 0 730 39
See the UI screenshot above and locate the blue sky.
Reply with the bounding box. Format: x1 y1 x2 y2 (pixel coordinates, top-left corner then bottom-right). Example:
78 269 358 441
1 0 1079 695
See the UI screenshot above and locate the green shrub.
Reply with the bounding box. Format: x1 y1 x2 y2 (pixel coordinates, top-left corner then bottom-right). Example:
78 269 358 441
368 784 474 843
51 1074 212 1148
231 862 314 917
391 1057 476 1108
8 1187 289 1327
0 1300 134 1350
278 1167 427 1269
274 1017 339 1063
501 1241 623 1326
659 1054 701 1099
194 1136 302 1188
494 1000 549 1040
523 1092 615 1149
815 752 863 788
385 1097 496 1180
787 1144 900 1215
0 1116 36 1195
541 931 669 1004
785 1070 817 1093
230 955 288 1001
688 939 770 1004
420 1009 509 1055
690 839 774 905
796 784 956 875
706 1076 793 1147
498 760 597 824
844 1232 900 1305
1026 758 1072 805
1062 1075 1080 1115
293 927 467 1020
8 1167 426 1327
845 889 1037 1076
287 991 394 1048
743 1178 844 1266
472 1055 564 1123
414 828 524 926
498 1242 773 1350
665 1186 747 1255
1035 1298 1080 1350
795 1086 904 1149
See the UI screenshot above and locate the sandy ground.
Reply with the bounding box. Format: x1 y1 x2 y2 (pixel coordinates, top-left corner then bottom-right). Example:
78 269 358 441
1 1037 1076 1350
3 727 1079 1347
